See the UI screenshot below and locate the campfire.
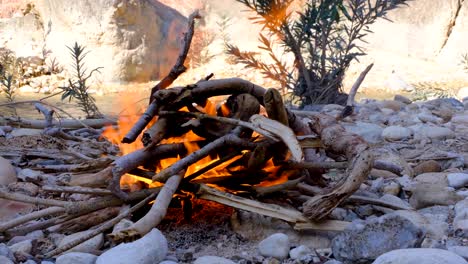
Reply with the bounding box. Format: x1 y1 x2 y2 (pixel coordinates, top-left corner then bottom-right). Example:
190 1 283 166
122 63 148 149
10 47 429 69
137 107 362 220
0 10 388 260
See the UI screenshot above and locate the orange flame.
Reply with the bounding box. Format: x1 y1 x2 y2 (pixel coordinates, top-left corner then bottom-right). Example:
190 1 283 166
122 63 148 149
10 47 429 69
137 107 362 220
102 95 290 190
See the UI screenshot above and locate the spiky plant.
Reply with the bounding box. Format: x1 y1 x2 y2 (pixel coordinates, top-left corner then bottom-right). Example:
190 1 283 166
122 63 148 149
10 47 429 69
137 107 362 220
60 42 103 119
228 0 408 107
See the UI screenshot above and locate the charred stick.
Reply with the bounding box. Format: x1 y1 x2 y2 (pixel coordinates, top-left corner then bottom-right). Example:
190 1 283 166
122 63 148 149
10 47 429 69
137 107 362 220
184 151 243 182
158 111 278 141
108 143 185 199
253 176 304 196
153 134 256 182
43 191 158 258
122 102 159 144
264 88 289 126
141 117 168 146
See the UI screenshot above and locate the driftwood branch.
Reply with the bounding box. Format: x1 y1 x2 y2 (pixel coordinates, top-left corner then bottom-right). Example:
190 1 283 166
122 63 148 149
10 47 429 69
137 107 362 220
122 11 200 144
110 172 184 242
340 63 374 119
43 192 158 258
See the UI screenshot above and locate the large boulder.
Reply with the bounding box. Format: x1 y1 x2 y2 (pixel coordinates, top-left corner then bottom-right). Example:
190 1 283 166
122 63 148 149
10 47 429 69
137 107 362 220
0 0 187 84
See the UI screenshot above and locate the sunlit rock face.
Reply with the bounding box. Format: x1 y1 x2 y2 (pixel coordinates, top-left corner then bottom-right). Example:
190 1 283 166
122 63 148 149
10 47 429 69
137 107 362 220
0 0 186 84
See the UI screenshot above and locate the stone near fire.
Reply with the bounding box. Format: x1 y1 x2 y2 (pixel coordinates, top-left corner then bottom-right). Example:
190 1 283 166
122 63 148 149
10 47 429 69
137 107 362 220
8 239 32 255
394 95 412 105
331 214 424 263
448 246 468 261
413 160 442 176
414 172 448 186
448 173 468 189
0 156 16 185
289 245 313 260
382 126 412 141
409 184 463 209
56 252 97 264
58 230 103 254
194 256 236 264
0 243 14 260
96 228 167 264
258 233 290 260
0 256 13 264
372 248 468 264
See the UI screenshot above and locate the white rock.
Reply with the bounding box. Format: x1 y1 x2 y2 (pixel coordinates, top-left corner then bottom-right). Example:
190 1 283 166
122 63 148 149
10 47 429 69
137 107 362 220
0 157 16 185
448 173 468 188
449 246 468 260
344 122 383 144
258 233 290 260
160 261 178 264
0 256 13 264
8 239 32 254
194 256 236 264
418 113 443 124
423 126 455 140
10 128 43 137
96 229 167 264
289 245 313 260
382 126 412 141
450 114 468 125
58 230 103 254
372 248 468 264
56 252 97 264
324 261 343 264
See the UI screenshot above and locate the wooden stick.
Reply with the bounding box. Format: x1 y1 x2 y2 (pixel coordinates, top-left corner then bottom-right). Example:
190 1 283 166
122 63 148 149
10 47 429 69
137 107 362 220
43 191 158 258
122 11 200 144
111 173 184 242
254 176 304 196
153 135 256 182
0 188 69 207
285 160 348 170
0 206 65 232
42 186 112 195
0 117 116 129
346 195 413 211
198 184 309 223
339 63 374 119
303 150 374 220
34 103 55 128
148 11 201 104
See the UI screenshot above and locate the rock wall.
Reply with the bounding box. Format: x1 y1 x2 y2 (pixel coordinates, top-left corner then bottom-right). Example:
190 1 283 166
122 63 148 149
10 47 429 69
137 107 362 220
0 0 187 84
2 0 468 89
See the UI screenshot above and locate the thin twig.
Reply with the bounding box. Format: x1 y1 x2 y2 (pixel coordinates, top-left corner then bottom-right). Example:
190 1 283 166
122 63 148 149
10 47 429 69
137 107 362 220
43 191 158 258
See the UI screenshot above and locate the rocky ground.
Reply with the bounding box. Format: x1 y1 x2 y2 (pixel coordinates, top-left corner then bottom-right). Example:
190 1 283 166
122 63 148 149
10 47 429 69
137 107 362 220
1 94 468 264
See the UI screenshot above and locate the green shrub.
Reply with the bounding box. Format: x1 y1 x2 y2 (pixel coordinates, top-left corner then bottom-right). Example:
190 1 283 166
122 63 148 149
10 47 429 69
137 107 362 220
60 42 103 119
228 0 408 107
